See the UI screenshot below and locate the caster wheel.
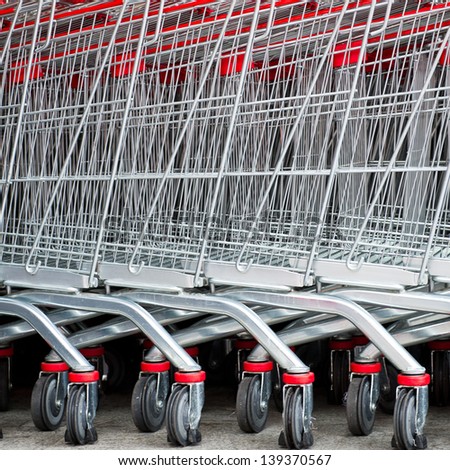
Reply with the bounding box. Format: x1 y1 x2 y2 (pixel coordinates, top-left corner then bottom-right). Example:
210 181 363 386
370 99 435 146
327 350 350 405
0 358 10 411
282 386 311 449
430 351 450 407
131 375 166 432
346 375 376 436
393 388 427 450
65 384 97 445
379 361 398 414
236 375 269 433
166 385 201 447
31 374 66 431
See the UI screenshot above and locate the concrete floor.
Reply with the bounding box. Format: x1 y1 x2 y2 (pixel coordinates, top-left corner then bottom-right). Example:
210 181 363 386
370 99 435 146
1 382 450 451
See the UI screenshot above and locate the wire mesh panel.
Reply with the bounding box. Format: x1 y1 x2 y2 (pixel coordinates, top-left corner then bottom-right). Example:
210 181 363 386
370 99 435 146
309 13 450 288
0 1 136 289
425 52 450 285
201 1 450 290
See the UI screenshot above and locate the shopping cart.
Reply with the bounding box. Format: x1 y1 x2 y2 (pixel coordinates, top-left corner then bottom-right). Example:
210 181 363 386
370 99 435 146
0 0 112 442
0 0 212 445
225 0 450 449
1 0 317 449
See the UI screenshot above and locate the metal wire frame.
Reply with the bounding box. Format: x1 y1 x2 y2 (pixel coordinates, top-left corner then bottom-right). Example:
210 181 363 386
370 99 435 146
193 5 450 290
0 1 449 296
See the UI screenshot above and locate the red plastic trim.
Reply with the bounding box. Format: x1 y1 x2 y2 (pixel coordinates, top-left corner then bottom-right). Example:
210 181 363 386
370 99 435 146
0 347 13 358
243 361 273 373
174 370 206 384
428 340 450 351
159 67 188 85
142 339 154 349
41 362 69 373
0 6 16 18
333 41 366 68
440 50 450 67
69 370 100 383
9 61 44 84
352 336 369 347
70 73 89 90
283 372 315 385
110 53 146 78
366 48 402 73
351 362 382 374
185 347 199 357
80 347 105 358
329 339 353 350
220 53 254 76
397 373 430 387
256 61 297 82
235 339 258 350
141 361 171 373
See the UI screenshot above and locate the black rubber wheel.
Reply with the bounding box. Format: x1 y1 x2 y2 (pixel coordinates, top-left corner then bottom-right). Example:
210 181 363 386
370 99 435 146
0 358 10 412
66 385 88 445
430 351 450 407
31 374 66 431
236 375 269 433
65 384 97 445
131 375 166 432
392 387 407 450
327 350 350 405
283 386 310 450
379 361 398 415
166 385 192 447
393 388 427 450
346 375 376 436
